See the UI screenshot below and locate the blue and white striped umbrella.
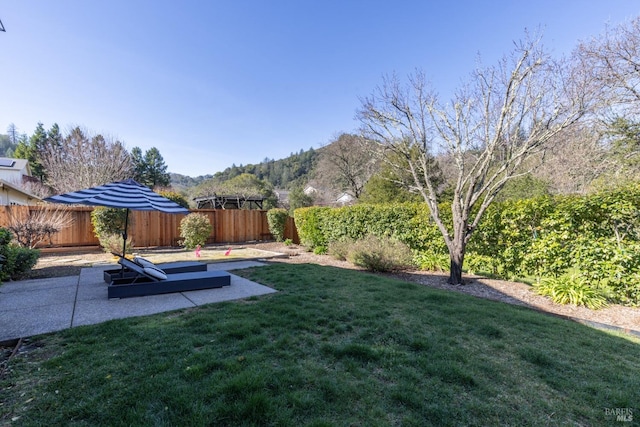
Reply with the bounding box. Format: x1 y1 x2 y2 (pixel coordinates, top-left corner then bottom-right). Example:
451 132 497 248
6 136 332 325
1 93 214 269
44 179 189 214
44 179 189 258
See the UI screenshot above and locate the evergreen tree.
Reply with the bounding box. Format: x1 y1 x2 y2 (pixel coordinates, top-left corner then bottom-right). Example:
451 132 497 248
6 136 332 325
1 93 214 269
14 122 47 181
0 134 16 157
288 185 314 213
6 123 19 145
47 123 63 148
29 123 48 181
144 147 170 187
130 146 170 188
130 147 146 183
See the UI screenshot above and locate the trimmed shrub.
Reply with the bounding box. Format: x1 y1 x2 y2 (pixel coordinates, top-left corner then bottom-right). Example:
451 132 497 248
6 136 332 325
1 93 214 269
294 207 331 252
91 207 132 253
179 213 212 249
0 228 40 282
266 208 289 242
2 246 40 281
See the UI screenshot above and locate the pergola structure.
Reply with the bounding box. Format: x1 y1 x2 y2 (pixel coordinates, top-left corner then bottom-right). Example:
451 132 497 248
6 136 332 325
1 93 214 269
193 194 267 210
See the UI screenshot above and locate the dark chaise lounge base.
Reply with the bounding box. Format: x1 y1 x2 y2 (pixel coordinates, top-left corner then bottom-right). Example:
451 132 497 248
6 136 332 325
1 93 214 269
108 270 231 299
103 261 207 283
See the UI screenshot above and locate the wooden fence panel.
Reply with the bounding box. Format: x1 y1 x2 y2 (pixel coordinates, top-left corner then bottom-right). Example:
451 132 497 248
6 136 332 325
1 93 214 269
0 206 299 248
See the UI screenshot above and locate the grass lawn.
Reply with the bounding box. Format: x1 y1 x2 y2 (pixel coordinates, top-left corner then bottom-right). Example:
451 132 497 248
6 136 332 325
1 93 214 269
2 263 639 426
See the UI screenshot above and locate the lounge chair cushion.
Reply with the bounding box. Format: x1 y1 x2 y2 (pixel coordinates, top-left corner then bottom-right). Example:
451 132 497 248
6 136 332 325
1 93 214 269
143 266 168 280
134 256 156 268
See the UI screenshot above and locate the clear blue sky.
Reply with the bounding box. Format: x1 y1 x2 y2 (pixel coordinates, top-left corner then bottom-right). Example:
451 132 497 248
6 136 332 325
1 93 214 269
1 1 639 177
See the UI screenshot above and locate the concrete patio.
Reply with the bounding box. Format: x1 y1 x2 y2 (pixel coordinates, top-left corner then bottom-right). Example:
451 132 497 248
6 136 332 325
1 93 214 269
0 260 276 342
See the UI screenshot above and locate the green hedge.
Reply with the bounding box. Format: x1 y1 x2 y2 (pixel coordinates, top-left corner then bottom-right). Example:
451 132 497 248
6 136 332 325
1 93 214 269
266 208 289 242
294 203 447 257
294 184 640 306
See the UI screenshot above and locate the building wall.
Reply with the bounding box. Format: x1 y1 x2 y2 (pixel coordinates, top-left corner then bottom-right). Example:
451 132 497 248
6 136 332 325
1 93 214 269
0 186 37 205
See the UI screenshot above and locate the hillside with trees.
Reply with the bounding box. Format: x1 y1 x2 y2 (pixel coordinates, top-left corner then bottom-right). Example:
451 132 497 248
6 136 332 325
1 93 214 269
206 147 319 190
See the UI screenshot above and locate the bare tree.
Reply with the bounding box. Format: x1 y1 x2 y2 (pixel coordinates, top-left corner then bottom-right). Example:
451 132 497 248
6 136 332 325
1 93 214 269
41 126 133 193
572 17 640 185
357 35 597 284
6 123 19 145
7 206 74 248
577 16 640 114
315 133 379 200
533 125 609 194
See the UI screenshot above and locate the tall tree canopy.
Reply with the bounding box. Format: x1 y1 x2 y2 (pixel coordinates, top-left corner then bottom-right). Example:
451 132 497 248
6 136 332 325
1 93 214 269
577 16 640 116
41 126 132 193
315 133 379 200
14 122 48 181
131 146 170 188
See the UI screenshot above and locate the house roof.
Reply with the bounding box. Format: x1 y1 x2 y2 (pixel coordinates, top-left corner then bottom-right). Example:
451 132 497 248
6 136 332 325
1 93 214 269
0 157 30 174
0 178 42 201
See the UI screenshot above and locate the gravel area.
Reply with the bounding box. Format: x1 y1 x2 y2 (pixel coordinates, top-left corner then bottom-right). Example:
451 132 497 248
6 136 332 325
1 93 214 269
26 242 640 335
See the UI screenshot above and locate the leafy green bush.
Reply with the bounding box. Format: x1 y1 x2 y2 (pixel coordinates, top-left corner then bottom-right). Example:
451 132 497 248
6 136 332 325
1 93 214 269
415 251 450 272
0 228 40 282
2 246 40 281
340 235 414 272
0 228 13 246
266 208 289 242
91 207 132 253
179 213 212 249
158 190 190 209
294 207 331 252
295 184 640 305
533 275 609 310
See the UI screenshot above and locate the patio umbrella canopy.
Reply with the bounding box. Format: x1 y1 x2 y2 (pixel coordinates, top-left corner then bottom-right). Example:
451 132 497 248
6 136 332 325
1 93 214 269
44 179 190 257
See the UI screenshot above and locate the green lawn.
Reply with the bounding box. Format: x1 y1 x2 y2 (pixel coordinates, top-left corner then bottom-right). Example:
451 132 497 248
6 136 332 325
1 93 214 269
2 263 639 426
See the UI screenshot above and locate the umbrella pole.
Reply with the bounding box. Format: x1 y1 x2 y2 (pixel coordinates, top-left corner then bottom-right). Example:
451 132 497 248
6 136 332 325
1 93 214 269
120 209 130 277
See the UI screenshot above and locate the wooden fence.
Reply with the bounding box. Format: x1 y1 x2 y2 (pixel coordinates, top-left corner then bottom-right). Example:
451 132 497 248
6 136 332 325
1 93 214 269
0 206 298 248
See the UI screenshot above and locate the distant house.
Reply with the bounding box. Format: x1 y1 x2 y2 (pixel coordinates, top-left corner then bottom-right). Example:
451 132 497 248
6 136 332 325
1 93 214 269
0 157 41 205
0 158 31 182
335 192 355 206
303 185 318 196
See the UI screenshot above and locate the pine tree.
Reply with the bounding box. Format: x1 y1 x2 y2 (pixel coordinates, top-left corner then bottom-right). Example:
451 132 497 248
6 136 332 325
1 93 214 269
144 147 170 187
14 122 47 181
130 147 146 183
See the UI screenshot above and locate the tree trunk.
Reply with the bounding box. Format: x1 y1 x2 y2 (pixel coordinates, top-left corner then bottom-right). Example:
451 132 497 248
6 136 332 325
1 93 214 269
448 245 465 285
